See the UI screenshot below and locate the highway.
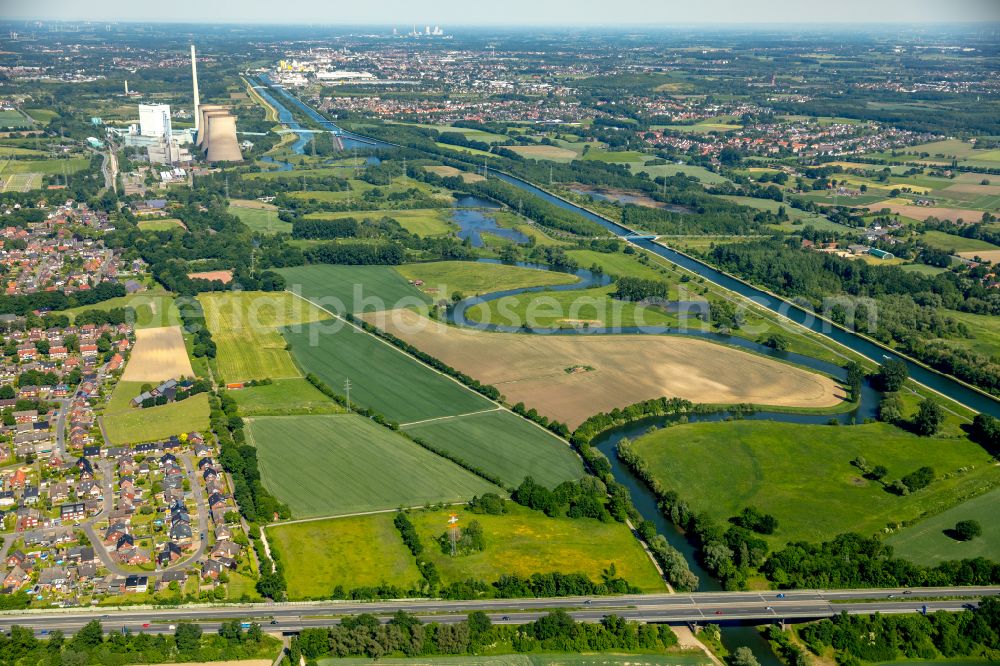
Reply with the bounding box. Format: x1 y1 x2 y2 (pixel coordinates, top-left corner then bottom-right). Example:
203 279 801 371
2 586 993 636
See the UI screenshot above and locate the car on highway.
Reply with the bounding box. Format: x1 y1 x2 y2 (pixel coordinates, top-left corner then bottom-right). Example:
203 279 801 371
776 593 785 599
169 625 175 630
142 623 150 628
715 610 723 615
765 606 773 611
501 616 510 621
270 620 278 625
903 590 912 595
584 600 592 605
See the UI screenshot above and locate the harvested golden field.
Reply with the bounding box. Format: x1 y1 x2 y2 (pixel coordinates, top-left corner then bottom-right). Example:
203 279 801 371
120 326 194 382
424 165 485 183
363 309 846 428
867 200 985 223
959 250 1000 263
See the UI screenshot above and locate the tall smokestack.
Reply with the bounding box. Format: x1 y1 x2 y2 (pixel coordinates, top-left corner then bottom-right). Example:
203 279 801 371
191 44 200 134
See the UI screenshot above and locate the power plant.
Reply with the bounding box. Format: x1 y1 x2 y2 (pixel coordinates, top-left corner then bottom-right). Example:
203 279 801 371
190 45 242 162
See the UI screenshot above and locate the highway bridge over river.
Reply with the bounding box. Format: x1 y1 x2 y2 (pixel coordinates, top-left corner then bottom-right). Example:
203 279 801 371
3 586 995 636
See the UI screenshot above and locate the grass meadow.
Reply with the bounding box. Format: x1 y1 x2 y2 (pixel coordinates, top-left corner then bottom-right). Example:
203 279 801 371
403 409 586 488
408 504 667 593
199 291 328 382
282 319 494 423
227 201 290 235
564 249 667 280
136 218 185 231
306 208 455 237
463 284 692 330
268 514 422 598
61 291 180 329
886 487 1000 565
396 261 578 298
103 381 210 445
921 230 1000 253
246 415 498 517
279 264 430 313
630 421 1000 547
229 378 343 416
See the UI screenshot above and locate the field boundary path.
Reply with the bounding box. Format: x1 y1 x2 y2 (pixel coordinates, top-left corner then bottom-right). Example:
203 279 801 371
398 406 502 427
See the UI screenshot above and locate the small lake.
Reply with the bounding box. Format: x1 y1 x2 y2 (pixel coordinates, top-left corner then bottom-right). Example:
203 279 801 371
451 196 529 247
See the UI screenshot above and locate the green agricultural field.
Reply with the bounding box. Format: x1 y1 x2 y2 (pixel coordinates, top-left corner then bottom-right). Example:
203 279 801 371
228 201 290 235
435 142 497 158
920 230 1000 253
230 378 343 416
292 177 453 205
0 110 29 128
668 236 764 254
24 108 58 123
0 146 46 157
464 284 698 330
403 410 585 488
283 319 494 423
581 150 648 163
246 415 498 517
61 291 180 329
307 208 456 237
199 291 328 382
396 261 578 298
0 172 40 193
635 163 731 185
565 249 667 280
719 195 846 232
886 487 1000 565
899 263 950 276
408 504 666 593
268 514 422 599
103 381 210 445
246 166 351 180
136 218 185 231
629 421 1000 546
279 264 430 313
5 157 90 174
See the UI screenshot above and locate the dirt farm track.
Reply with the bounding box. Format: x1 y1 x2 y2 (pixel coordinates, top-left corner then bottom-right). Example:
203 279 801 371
120 325 194 383
364 309 846 428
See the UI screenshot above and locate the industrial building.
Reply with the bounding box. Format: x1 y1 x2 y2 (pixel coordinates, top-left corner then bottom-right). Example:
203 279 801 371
138 104 172 138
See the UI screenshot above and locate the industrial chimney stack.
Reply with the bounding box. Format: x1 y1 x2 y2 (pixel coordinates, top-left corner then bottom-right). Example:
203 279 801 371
191 44 200 134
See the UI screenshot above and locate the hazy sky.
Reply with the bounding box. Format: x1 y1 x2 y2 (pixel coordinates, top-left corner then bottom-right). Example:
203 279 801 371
4 0 1000 25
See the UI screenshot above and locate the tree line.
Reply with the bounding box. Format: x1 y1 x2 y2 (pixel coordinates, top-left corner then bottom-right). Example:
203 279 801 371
290 609 679 662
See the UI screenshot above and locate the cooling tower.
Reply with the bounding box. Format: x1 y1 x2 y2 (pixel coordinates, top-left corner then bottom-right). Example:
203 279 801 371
204 113 243 162
196 105 225 147
200 109 229 155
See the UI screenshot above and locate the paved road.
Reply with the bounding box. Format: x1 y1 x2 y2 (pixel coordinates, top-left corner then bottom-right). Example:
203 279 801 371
0 586 993 636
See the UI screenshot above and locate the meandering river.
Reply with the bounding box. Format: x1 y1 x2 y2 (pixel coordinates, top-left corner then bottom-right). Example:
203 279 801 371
253 83 992 665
